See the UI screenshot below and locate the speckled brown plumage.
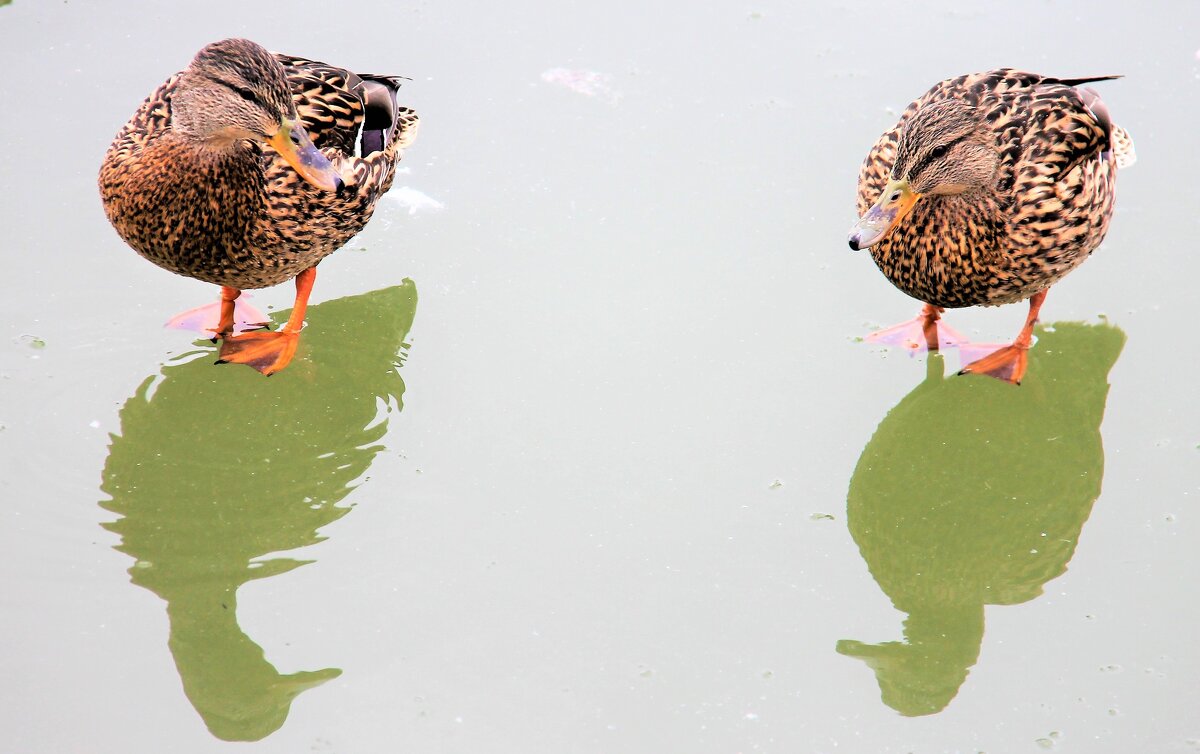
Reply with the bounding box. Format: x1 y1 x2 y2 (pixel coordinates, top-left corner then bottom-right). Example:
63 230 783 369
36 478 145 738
99 39 418 291
854 69 1134 309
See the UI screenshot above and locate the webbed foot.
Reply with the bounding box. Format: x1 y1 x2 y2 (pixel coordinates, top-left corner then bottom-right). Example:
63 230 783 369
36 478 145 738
866 304 966 352
215 331 301 376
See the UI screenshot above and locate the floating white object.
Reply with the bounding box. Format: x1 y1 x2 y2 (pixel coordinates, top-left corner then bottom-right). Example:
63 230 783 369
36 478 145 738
386 187 445 215
540 67 621 104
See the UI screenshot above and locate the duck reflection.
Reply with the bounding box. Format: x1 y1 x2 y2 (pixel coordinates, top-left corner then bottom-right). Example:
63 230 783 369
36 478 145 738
99 282 418 741
838 322 1124 717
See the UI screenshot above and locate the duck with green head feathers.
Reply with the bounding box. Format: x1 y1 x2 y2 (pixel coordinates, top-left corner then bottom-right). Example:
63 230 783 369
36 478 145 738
848 69 1135 384
99 38 418 375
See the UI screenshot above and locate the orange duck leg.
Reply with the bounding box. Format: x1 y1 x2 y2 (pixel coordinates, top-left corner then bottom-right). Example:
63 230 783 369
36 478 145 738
958 289 1047 385
216 267 317 376
866 303 968 353
162 287 269 337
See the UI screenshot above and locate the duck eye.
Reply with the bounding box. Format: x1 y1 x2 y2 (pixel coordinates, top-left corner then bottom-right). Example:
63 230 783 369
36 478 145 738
237 87 257 103
929 144 950 159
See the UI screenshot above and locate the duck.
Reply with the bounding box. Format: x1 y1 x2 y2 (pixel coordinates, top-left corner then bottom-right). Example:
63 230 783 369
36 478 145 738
99 38 418 375
847 69 1135 384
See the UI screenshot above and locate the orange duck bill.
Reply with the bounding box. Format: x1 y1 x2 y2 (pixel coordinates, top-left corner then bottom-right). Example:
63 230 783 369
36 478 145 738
267 118 344 193
849 179 921 251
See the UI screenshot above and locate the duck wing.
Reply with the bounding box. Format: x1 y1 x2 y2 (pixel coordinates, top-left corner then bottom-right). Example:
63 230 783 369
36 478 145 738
275 53 418 159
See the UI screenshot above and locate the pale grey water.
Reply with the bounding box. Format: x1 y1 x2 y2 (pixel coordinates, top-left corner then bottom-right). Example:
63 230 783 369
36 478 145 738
1 1 1198 752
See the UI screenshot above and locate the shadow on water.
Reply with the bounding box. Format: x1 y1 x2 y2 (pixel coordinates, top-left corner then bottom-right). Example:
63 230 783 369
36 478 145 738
837 321 1125 717
99 282 418 741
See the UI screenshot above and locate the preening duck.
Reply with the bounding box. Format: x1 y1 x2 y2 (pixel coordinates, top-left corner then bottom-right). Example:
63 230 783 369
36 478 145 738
100 38 418 374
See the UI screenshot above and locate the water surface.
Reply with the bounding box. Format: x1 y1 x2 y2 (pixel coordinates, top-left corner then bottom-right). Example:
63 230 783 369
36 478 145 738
1 1 1197 752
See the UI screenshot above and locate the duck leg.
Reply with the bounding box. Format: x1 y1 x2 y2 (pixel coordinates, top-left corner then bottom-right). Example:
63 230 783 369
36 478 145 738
216 267 317 375
958 289 1047 385
213 286 241 340
162 286 270 336
866 303 967 352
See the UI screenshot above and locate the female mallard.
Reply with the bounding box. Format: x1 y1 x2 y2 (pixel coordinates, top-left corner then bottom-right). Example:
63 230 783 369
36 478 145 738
848 70 1135 384
100 38 418 374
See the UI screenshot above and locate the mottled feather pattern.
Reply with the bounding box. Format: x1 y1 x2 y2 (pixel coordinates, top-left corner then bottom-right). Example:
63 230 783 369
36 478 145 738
246 54 418 284
856 69 1130 308
100 75 179 168
1111 125 1136 169
99 50 417 290
276 54 366 154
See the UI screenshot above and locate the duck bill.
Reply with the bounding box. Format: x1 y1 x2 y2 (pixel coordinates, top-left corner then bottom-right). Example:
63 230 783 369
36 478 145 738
848 179 921 250
267 118 343 192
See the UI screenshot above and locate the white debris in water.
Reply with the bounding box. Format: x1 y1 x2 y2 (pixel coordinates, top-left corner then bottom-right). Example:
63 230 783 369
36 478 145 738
541 67 622 104
386 187 445 215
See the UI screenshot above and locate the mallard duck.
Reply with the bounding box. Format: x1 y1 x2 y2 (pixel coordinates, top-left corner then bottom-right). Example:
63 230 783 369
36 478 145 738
848 70 1135 384
99 38 418 374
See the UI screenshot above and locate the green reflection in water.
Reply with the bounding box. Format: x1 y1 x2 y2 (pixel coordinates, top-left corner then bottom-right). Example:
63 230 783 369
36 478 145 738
838 322 1125 717
100 282 417 741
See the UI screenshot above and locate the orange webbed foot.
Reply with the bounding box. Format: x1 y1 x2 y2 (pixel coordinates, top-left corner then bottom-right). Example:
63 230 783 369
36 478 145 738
866 316 967 353
958 344 1029 385
164 297 270 337
957 290 1047 385
216 330 301 376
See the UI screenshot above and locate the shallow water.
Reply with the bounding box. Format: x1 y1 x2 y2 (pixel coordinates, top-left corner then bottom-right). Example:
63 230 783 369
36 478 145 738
2 1 1198 752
